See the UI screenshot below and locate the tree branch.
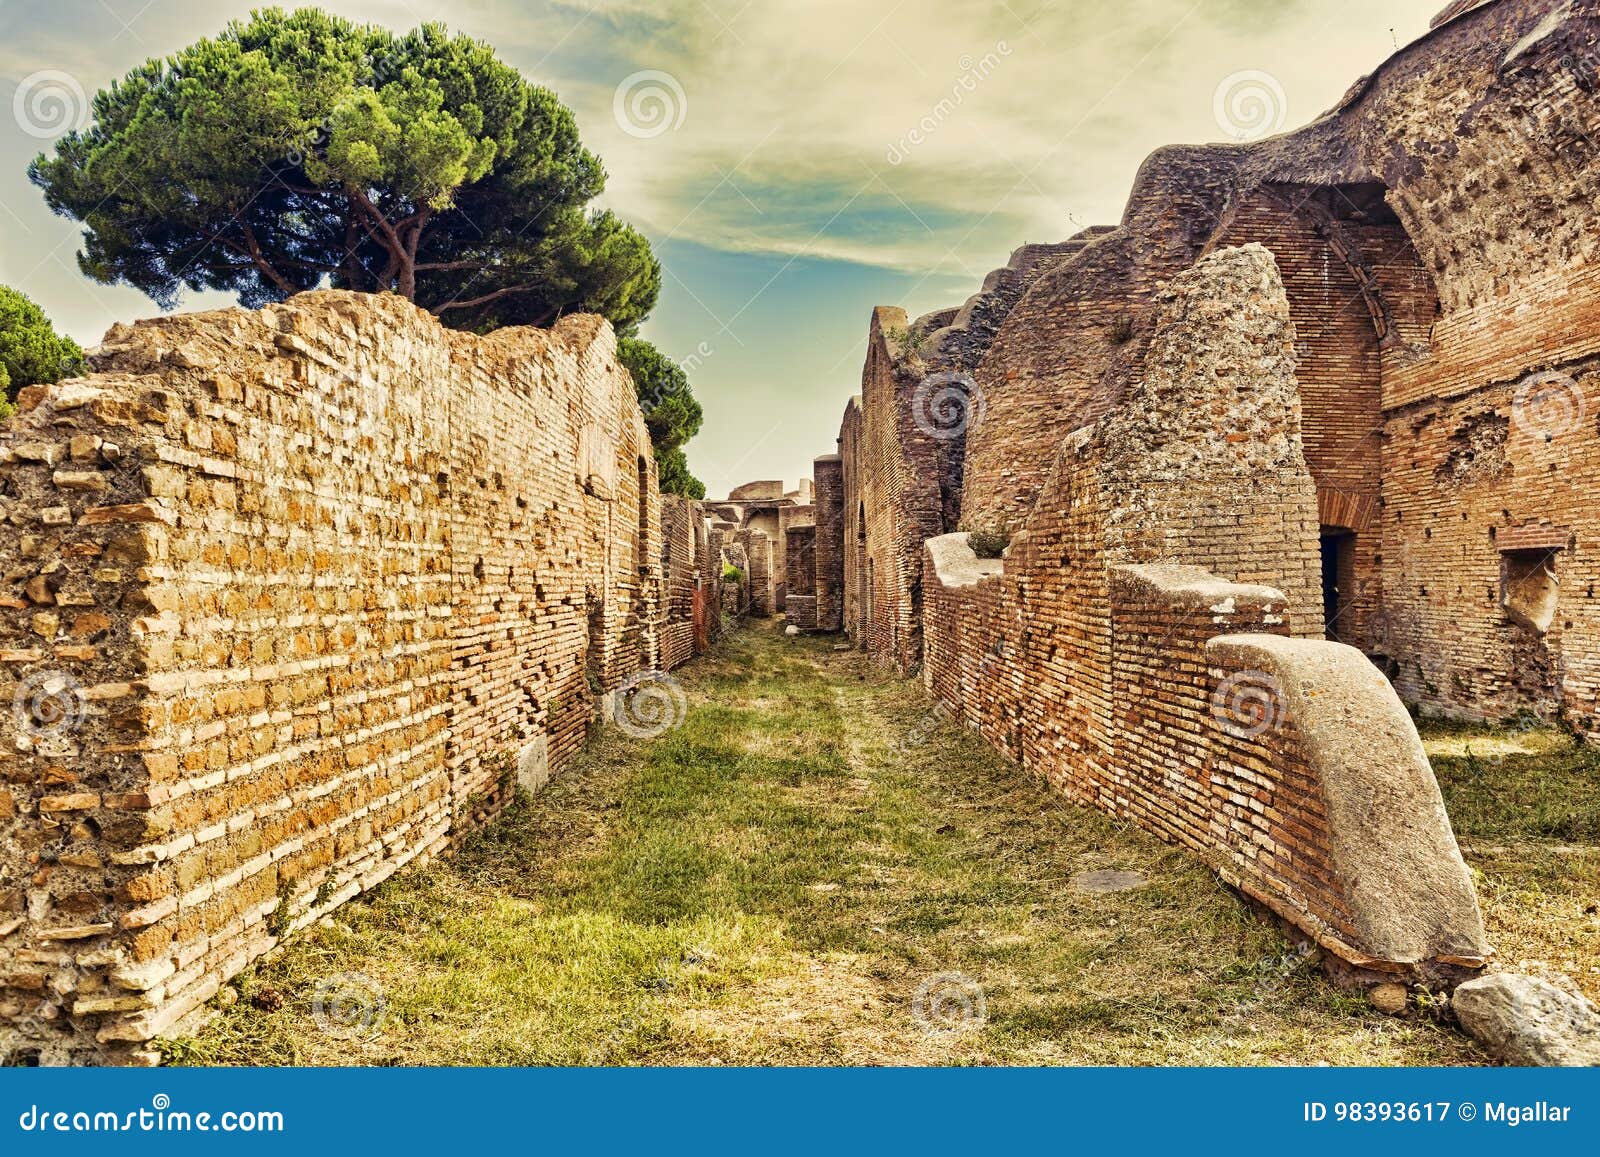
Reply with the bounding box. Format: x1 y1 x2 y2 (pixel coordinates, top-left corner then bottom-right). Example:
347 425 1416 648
433 283 556 316
232 224 296 295
415 259 490 272
347 186 410 295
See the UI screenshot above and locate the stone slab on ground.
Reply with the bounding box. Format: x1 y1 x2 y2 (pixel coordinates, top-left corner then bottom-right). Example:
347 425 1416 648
1070 869 1148 894
1453 973 1600 1066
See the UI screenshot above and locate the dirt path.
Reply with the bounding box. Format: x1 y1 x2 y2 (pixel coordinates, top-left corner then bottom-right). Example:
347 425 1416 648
182 621 1491 1066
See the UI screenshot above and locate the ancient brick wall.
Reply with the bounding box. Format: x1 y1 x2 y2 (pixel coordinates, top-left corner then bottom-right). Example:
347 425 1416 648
835 236 1089 670
834 309 975 671
811 455 844 632
934 0 1600 741
1359 0 1600 733
697 517 726 648
1380 363 1600 732
1204 187 1412 650
838 400 865 643
0 291 698 1065
735 530 774 617
660 496 700 672
838 310 936 670
918 247 1487 978
784 523 818 630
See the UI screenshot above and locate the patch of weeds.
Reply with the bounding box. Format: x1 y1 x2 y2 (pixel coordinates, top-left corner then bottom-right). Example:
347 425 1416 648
265 877 295 938
967 531 1010 560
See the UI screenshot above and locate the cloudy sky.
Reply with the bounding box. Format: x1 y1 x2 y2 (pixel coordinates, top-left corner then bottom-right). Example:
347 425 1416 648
0 0 1446 497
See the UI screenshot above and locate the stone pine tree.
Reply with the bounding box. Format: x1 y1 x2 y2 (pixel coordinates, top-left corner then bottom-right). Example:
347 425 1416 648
28 6 702 491
617 337 705 498
0 286 84 417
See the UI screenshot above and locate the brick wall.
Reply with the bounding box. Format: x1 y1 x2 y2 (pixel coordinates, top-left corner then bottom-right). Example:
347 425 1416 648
811 455 844 631
735 530 774 617
0 291 705 1064
918 248 1487 978
784 524 818 630
660 496 700 672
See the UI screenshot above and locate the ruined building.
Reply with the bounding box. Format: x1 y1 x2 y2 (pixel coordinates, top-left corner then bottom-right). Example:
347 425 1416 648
703 480 816 621
0 293 738 1064
811 0 1599 981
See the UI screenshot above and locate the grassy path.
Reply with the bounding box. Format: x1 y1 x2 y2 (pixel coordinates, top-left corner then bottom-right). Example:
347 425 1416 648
177 622 1524 1065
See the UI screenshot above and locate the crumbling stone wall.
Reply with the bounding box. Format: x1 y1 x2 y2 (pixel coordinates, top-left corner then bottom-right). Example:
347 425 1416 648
734 529 774 617
660 496 700 671
838 310 934 669
811 455 844 632
784 519 818 631
920 247 1488 978
0 291 701 1065
937 0 1600 738
835 236 1086 671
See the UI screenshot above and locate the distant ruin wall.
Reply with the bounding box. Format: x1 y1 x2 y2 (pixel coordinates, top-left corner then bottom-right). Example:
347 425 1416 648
812 455 844 632
0 291 699 1065
735 529 774 617
920 248 1489 978
660 496 700 671
834 233 1091 671
784 524 818 631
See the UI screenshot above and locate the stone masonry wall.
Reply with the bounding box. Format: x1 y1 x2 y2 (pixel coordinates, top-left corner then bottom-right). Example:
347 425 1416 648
919 247 1488 978
939 0 1600 739
660 496 700 672
0 291 699 1065
811 455 844 632
837 234 1082 672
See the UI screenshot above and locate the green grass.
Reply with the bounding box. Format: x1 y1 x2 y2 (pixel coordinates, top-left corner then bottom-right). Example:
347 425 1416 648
1422 717 1600 843
1419 718 1600 1006
174 623 1496 1066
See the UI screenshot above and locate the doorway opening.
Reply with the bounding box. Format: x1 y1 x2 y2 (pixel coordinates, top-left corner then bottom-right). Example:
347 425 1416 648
1320 529 1355 642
